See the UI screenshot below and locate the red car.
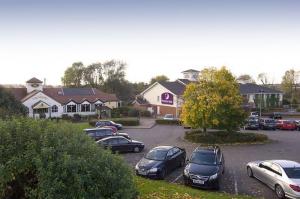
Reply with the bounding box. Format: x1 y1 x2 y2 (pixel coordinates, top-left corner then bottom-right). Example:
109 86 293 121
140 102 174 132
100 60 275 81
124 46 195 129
276 120 297 130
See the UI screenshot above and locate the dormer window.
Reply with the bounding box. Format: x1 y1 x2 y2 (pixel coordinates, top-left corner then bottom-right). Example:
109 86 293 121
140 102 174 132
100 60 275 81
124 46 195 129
81 104 91 112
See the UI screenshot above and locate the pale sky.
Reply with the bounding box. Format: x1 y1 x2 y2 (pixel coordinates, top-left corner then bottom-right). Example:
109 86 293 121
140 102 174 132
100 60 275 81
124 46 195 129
0 0 300 85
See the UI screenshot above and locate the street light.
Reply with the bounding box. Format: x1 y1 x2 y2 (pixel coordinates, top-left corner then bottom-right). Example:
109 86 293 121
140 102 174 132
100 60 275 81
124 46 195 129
259 89 264 118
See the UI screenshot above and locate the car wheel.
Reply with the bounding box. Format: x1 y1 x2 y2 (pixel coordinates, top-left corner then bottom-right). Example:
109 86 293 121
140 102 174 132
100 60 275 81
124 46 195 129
133 147 140 153
275 185 285 199
159 168 166 179
247 167 253 177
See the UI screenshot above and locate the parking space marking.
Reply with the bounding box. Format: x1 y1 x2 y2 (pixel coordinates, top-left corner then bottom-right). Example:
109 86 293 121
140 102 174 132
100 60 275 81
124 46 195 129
233 170 238 194
171 174 183 183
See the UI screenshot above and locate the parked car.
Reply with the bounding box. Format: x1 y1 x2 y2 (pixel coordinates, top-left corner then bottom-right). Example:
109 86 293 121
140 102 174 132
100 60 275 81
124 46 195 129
183 146 225 189
276 120 297 130
163 114 175 120
84 128 130 141
270 112 283 120
244 118 259 130
95 120 123 130
259 118 277 130
247 160 300 199
135 146 186 179
295 120 300 131
250 112 259 118
97 136 144 153
100 125 118 133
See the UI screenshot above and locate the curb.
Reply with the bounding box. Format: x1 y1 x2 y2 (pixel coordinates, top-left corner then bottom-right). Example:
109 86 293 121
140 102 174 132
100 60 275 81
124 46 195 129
123 123 156 130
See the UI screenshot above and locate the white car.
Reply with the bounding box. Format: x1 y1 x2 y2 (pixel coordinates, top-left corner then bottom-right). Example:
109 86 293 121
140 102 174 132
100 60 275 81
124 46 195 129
247 160 300 199
163 114 175 120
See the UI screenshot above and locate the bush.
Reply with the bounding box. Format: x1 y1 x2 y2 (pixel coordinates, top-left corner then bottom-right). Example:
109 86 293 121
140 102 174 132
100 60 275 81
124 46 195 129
184 130 268 144
0 117 137 199
155 119 180 125
128 109 139 117
140 110 151 117
61 114 71 120
72 114 82 122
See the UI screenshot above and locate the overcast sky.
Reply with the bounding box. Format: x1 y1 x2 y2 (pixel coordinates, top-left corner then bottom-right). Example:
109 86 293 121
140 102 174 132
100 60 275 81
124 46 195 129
0 0 299 85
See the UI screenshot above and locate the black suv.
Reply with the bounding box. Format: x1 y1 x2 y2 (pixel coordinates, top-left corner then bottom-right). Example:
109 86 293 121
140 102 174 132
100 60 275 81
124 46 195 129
183 146 225 189
84 128 129 141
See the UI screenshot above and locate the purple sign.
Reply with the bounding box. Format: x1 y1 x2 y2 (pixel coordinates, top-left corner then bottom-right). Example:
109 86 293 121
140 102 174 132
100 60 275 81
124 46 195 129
161 92 173 105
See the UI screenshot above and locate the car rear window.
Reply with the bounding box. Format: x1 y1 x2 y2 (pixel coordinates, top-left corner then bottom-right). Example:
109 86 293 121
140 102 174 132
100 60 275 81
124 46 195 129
284 167 300 179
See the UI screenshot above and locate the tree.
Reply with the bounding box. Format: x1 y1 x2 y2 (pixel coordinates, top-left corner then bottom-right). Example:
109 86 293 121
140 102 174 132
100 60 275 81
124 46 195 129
61 62 84 87
0 87 27 118
181 67 246 133
237 74 255 84
149 75 169 85
281 69 299 107
257 73 269 85
0 118 137 199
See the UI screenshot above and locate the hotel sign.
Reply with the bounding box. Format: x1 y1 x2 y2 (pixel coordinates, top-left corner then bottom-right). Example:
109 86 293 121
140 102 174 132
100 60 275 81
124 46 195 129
161 92 173 105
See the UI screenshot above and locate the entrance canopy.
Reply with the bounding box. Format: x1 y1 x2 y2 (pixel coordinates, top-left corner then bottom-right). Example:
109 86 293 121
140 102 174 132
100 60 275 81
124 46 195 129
32 100 50 109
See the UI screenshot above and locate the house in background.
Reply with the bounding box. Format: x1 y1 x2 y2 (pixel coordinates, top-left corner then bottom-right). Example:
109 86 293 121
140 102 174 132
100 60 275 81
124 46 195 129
133 69 283 117
5 77 119 118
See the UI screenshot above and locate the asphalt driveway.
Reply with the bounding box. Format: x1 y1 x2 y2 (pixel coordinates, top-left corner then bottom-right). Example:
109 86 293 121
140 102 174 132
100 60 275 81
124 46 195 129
121 125 300 199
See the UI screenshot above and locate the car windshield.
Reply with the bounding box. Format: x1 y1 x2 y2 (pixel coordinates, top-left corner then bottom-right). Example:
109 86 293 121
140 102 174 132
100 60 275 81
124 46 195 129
164 114 173 118
284 167 300 179
145 149 168 161
190 152 216 165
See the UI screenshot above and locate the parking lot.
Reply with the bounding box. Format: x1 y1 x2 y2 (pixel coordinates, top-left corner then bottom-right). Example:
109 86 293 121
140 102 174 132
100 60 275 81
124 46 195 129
121 125 300 199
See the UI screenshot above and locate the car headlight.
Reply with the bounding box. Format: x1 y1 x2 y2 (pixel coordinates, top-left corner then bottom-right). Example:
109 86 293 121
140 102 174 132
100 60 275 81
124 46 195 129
149 168 158 173
184 167 189 176
135 164 139 170
210 173 218 180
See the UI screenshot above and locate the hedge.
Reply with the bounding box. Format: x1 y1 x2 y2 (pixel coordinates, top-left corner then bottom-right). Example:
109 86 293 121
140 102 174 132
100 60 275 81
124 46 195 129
0 117 137 199
89 118 140 127
155 119 180 125
185 130 268 144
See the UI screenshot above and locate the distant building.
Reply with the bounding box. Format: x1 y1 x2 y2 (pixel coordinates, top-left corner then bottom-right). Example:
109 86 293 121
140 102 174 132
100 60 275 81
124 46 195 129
4 77 119 118
133 69 283 117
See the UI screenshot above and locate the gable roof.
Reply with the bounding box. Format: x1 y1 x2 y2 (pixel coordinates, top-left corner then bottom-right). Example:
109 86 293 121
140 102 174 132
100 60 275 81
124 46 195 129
43 87 118 104
177 79 192 85
26 77 43 83
182 69 199 73
159 81 186 95
239 83 282 94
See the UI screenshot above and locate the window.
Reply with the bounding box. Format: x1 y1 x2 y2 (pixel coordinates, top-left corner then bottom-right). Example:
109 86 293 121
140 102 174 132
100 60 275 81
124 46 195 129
271 164 282 176
51 105 58 112
167 149 174 157
67 104 76 112
118 138 129 144
81 104 91 112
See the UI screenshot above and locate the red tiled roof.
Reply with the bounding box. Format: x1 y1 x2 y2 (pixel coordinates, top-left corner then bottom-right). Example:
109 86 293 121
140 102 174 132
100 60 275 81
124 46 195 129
4 88 27 101
43 87 118 104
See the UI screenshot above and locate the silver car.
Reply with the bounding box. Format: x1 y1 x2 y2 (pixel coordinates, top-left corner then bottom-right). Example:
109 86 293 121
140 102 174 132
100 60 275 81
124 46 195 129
247 160 300 199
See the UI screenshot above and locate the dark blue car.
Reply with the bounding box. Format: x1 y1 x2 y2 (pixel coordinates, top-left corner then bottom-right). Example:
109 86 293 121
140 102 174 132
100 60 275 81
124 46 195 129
135 146 186 179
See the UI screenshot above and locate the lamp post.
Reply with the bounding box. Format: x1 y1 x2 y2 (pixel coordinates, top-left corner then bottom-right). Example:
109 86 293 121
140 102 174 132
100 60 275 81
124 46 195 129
259 89 264 118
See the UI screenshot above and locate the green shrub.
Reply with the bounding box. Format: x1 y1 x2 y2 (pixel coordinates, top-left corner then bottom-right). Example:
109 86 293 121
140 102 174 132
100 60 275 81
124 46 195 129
0 117 137 199
72 114 82 122
185 130 268 144
128 109 139 117
61 114 71 120
155 119 180 125
140 110 151 117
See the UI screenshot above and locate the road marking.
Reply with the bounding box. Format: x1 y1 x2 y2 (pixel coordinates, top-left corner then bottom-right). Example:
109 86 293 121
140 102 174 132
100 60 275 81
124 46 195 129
233 170 238 194
171 174 183 183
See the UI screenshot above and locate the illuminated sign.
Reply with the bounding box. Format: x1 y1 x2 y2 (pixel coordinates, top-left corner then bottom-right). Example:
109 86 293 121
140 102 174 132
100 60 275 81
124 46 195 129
161 92 173 105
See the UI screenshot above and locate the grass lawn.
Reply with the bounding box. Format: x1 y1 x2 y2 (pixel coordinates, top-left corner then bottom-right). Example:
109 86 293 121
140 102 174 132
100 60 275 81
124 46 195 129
71 122 92 130
136 176 253 199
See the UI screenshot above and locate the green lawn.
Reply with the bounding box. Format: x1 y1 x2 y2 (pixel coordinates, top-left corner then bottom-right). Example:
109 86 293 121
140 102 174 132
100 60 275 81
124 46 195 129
136 176 254 199
71 122 92 130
